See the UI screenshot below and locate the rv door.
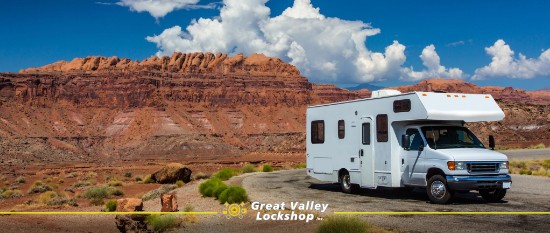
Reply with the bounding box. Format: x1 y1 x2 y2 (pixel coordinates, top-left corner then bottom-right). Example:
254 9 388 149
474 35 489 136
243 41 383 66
360 118 375 188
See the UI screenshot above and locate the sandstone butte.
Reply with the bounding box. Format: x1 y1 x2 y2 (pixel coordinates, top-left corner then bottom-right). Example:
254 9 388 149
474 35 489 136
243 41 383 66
0 52 548 165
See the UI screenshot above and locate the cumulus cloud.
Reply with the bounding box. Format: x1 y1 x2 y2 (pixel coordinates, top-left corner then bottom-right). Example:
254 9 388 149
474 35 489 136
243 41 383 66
401 45 466 81
117 0 218 19
472 39 550 80
146 0 462 83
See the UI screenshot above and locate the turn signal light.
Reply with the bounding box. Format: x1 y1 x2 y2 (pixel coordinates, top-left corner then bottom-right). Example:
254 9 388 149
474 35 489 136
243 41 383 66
447 161 456 170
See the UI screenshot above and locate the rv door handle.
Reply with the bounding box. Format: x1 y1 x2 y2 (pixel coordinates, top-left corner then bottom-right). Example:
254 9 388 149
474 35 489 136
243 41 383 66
359 149 364 157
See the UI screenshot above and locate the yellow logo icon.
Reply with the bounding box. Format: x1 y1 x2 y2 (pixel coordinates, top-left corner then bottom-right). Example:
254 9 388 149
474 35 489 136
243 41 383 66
222 202 247 219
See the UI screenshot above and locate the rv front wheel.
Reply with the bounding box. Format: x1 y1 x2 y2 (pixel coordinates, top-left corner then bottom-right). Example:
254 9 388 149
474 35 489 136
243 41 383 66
427 175 453 204
339 172 356 194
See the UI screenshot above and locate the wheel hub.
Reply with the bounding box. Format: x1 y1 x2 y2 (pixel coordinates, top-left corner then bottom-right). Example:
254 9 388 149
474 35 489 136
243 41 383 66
431 180 446 199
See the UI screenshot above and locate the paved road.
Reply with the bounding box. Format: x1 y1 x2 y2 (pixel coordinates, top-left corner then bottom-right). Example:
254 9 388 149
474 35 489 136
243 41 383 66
499 148 550 160
243 169 550 233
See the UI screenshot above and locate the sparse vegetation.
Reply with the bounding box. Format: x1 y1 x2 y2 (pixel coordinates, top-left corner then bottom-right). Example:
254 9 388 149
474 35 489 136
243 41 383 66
15 176 26 184
90 197 104 206
142 185 177 201
528 143 546 149
83 186 124 199
73 181 92 188
145 215 181 233
124 172 132 178
58 179 65 184
182 205 197 223
176 180 184 188
135 176 143 182
213 168 238 181
198 178 227 198
262 164 273 172
1 189 23 199
510 159 550 177
293 163 307 169
241 164 256 173
143 174 154 184
194 172 210 180
80 172 97 181
316 216 372 233
65 172 78 178
218 186 247 204
108 181 124 187
28 181 53 194
105 199 117 212
38 191 58 204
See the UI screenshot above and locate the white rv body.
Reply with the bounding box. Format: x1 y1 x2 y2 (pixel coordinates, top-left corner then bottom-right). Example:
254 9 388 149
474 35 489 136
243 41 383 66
306 91 511 203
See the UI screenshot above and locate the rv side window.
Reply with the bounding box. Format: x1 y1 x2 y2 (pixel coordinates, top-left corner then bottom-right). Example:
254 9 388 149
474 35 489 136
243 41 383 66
376 114 388 142
362 123 370 145
338 120 345 139
393 99 411 112
311 120 325 144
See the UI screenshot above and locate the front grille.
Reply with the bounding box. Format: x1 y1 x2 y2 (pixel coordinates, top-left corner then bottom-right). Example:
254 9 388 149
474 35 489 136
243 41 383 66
468 163 499 173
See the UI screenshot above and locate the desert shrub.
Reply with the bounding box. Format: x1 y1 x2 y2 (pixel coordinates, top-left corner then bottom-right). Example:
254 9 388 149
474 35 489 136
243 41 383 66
65 172 78 178
109 188 124 196
519 169 533 175
316 216 372 233
105 199 117 212
1 189 23 199
135 176 143 182
293 163 307 169
108 181 123 187
218 186 247 204
49 197 77 206
543 160 550 171
124 172 132 178
241 164 256 173
58 179 65 184
90 197 104 206
73 181 92 188
198 178 227 198
28 181 53 194
15 176 26 184
0 176 6 182
194 172 210 180
176 180 184 188
529 143 546 149
143 175 154 184
142 185 177 201
38 191 58 204
182 205 197 223
262 164 273 172
146 215 180 233
83 186 110 199
214 168 237 181
80 172 97 181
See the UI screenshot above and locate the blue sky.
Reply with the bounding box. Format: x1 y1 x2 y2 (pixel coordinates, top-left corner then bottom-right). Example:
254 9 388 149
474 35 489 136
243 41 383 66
1 0 549 90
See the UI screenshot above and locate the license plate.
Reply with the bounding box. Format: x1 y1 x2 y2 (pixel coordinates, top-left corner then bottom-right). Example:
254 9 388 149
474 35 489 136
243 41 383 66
502 182 511 189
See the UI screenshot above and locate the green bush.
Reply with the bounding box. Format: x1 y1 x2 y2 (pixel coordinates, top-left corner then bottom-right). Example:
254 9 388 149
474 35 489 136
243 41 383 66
218 186 247 204
293 163 307 169
83 186 109 199
109 188 124 196
146 215 180 233
15 176 26 184
316 217 372 233
199 178 227 198
241 164 256 173
176 180 184 188
105 199 117 212
214 168 238 181
262 164 273 172
28 181 53 194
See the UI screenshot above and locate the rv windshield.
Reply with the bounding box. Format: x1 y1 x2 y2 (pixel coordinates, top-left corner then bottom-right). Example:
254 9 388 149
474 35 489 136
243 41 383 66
421 126 485 149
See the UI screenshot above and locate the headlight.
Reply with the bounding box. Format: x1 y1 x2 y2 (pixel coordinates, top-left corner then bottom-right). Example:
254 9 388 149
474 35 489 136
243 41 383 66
447 161 467 170
500 161 509 169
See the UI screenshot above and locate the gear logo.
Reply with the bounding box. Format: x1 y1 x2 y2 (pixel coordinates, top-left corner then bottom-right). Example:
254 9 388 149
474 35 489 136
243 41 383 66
222 202 247 219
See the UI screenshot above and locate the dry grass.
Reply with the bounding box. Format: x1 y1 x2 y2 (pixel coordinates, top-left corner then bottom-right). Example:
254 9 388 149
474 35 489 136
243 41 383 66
509 159 550 177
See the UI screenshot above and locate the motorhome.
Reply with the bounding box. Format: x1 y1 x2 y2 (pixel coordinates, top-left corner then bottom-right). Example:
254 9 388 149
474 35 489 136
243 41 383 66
306 90 511 204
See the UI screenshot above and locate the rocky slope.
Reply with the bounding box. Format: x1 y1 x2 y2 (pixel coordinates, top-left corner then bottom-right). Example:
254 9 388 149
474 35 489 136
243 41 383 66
1 54 548 165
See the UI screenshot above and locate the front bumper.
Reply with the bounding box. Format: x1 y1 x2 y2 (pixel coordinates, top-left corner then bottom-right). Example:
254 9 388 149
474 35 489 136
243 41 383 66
446 175 512 191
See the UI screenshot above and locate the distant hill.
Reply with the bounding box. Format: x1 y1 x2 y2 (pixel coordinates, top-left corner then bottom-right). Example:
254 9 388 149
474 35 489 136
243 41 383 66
347 83 385 91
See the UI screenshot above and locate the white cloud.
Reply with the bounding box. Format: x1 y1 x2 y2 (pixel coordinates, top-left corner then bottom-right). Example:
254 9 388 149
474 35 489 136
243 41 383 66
401 45 466 81
117 0 217 19
146 0 462 83
472 39 550 80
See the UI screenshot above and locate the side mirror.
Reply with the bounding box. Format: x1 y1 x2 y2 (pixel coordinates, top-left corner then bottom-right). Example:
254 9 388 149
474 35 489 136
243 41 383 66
402 134 410 150
418 144 424 152
489 135 495 150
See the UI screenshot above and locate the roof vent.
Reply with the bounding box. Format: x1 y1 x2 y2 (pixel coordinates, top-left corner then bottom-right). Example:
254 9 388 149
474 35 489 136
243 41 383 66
371 89 401 98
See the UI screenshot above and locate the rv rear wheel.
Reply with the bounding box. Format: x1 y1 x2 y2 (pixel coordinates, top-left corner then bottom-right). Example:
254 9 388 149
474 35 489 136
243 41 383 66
340 172 356 194
480 189 506 202
427 175 453 204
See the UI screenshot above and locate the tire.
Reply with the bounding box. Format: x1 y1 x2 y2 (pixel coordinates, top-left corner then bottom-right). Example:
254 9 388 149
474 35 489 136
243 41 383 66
339 172 356 194
426 175 453 204
479 189 507 202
